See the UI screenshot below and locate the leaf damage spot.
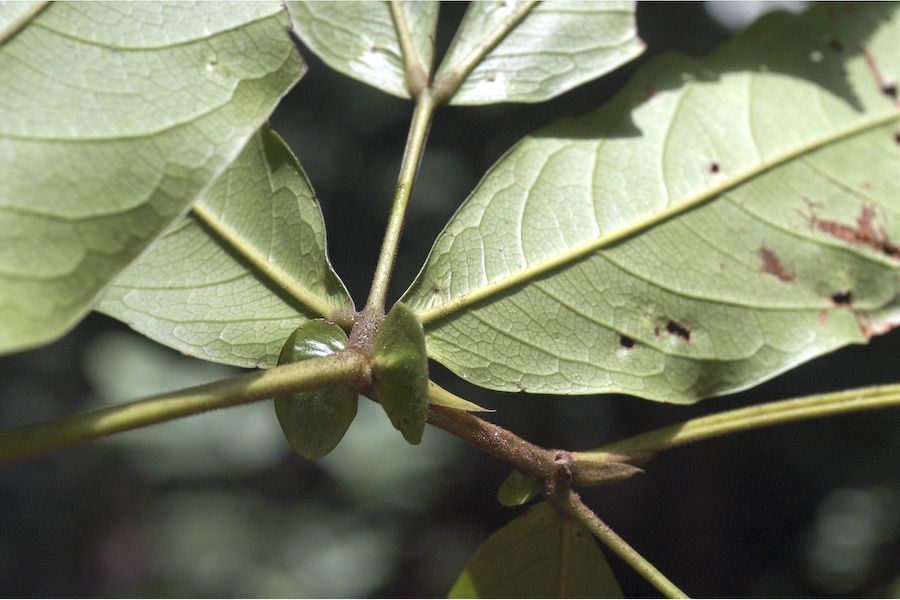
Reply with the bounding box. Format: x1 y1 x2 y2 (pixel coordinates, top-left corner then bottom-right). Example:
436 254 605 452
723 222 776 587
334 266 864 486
860 47 899 104
831 290 852 305
805 202 900 261
707 161 721 174
619 335 635 349
818 311 828 326
855 312 900 340
759 247 795 282
893 131 900 145
665 319 691 342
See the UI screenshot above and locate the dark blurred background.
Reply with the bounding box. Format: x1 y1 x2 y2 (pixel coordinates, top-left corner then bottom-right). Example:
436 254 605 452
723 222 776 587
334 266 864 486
1 2 898 597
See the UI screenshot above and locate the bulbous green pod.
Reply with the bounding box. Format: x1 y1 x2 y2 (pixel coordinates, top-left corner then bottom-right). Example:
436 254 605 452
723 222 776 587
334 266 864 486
275 319 357 459
373 303 429 445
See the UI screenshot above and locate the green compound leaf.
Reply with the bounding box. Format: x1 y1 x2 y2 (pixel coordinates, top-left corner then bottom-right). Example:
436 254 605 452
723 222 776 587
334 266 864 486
448 502 622 598
286 0 438 99
373 303 429 445
275 319 357 460
0 2 305 355
99 127 353 368
436 0 643 105
404 4 900 403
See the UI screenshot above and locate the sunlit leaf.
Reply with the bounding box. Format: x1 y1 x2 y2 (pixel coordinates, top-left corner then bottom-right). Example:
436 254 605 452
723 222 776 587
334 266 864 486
98 128 353 368
0 2 305 354
448 502 622 598
404 4 900 402
436 0 643 105
286 0 438 99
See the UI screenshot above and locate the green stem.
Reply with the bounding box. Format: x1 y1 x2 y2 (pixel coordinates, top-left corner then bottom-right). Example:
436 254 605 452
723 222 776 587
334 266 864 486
427 404 558 481
580 383 900 461
0 351 367 464
365 92 437 314
0 0 50 47
560 490 688 599
388 0 428 95
431 0 538 104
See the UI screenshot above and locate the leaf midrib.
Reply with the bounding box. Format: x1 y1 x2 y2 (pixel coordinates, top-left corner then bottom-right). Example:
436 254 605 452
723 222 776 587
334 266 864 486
190 201 343 321
415 110 900 326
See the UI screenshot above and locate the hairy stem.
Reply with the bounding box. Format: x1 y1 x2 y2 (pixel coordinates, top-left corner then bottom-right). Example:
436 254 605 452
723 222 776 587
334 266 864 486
559 490 688 599
580 383 900 461
365 92 437 314
427 404 558 481
0 351 367 464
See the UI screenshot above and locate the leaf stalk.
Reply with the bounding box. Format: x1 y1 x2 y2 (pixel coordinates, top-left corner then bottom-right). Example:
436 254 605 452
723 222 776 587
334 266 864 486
581 383 900 461
557 490 689 599
0 351 367 464
365 91 437 314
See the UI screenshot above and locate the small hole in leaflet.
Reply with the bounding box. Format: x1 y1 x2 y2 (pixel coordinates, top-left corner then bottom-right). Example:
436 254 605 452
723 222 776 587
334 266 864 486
619 335 635 349
882 83 898 100
831 290 852 305
708 162 721 174
665 319 691 342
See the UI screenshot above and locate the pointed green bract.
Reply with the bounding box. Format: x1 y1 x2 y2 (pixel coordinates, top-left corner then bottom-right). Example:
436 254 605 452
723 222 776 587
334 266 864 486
373 303 429 445
436 0 643 105
99 127 353 368
448 502 622 598
404 4 900 403
275 319 357 460
286 1 438 99
0 2 305 355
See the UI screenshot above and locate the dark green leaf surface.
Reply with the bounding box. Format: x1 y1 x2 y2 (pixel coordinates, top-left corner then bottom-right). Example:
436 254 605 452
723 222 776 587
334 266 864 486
448 502 622 598
404 4 900 402
0 2 305 354
99 127 352 368
275 319 357 460
373 303 429 445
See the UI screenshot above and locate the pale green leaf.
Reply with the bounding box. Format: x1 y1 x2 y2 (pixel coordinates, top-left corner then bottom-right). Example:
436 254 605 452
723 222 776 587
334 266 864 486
0 2 305 354
448 502 622 598
436 0 643 105
286 0 438 99
98 127 353 368
497 469 539 507
403 4 900 402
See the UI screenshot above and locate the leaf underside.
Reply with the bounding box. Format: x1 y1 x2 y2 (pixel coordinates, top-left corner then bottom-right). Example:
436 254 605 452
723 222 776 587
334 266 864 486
403 3 900 402
448 502 622 598
0 2 305 354
99 128 353 369
285 0 439 99
438 0 644 105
